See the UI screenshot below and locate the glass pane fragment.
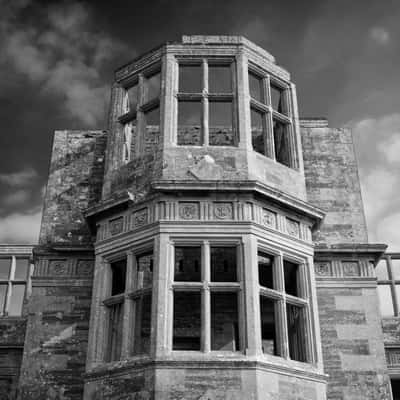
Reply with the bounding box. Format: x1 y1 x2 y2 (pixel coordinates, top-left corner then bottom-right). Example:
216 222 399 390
283 260 300 297
8 284 25 316
271 83 286 114
174 247 201 282
173 292 201 350
209 65 231 93
107 302 123 362
178 101 202 145
211 247 237 282
137 253 153 289
0 259 11 280
258 252 274 289
251 109 265 155
179 65 202 93
211 293 239 351
249 72 263 102
260 296 278 355
15 258 29 280
209 101 234 146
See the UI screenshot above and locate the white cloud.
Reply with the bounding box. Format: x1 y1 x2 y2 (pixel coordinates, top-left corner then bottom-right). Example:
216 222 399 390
0 210 41 244
370 27 390 46
0 167 38 186
0 1 126 126
1 190 31 207
375 212 400 251
379 134 400 163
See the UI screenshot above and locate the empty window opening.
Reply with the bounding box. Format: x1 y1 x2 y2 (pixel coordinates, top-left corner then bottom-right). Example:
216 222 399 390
260 296 278 356
209 101 234 146
179 64 202 93
287 303 307 362
283 260 300 297
174 247 202 282
127 83 139 113
377 285 394 316
132 294 152 355
137 253 153 289
251 108 266 156
177 101 202 145
375 260 389 280
208 65 231 93
106 302 123 362
273 119 290 167
211 293 239 351
211 246 237 282
0 258 11 280
15 259 29 280
144 71 161 103
111 259 127 296
173 291 201 350
8 284 25 316
258 252 274 289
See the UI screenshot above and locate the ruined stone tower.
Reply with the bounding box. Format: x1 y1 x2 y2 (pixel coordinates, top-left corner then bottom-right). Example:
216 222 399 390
3 36 395 399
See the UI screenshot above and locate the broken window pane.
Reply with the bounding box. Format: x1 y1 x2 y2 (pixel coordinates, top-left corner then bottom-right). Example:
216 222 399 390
375 260 389 280
137 253 153 289
179 64 202 93
258 252 274 289
211 247 237 282
144 71 160 103
173 291 201 350
284 260 300 297
0 259 11 280
260 296 278 355
107 302 123 361
211 293 239 351
209 65 231 93
178 101 202 145
111 259 127 296
132 294 152 355
0 285 7 315
249 72 263 102
287 303 307 362
209 101 234 146
15 259 29 280
8 284 25 316
127 84 138 113
174 247 201 282
270 83 286 114
377 285 394 316
251 108 265 155
273 119 290 167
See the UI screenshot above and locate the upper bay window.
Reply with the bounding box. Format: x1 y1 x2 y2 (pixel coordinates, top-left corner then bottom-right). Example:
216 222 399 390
119 66 161 163
249 66 296 168
177 59 236 146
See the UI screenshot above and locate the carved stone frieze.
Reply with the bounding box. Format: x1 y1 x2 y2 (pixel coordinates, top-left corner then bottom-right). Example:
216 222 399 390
286 218 300 238
132 208 148 227
77 260 94 276
315 262 331 276
49 260 69 275
342 261 359 276
178 202 200 220
213 202 233 220
262 209 276 228
109 217 124 236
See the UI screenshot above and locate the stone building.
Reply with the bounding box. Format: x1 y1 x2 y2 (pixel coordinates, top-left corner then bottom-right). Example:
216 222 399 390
1 35 399 399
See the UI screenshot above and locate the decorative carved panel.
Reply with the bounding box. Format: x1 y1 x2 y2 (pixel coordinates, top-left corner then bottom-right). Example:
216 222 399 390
286 218 300 238
132 208 148 228
213 202 233 220
77 260 94 276
109 217 124 236
262 209 276 228
178 202 200 220
49 260 69 276
342 261 360 276
386 348 400 367
315 262 331 276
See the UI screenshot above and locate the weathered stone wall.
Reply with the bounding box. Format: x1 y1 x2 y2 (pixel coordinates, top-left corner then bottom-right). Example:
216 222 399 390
39 130 107 245
301 119 368 245
18 251 94 400
315 254 391 399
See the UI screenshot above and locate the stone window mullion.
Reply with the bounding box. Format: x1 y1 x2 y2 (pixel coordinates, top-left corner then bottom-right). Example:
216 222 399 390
202 241 211 352
389 256 399 316
202 59 209 146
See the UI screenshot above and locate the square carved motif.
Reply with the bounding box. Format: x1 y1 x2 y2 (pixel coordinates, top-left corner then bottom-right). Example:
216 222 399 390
178 202 200 220
109 217 124 235
213 202 233 220
132 208 148 228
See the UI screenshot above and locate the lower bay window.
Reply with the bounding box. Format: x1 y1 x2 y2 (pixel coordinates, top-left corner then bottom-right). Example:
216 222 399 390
258 251 310 362
104 251 153 362
172 242 241 352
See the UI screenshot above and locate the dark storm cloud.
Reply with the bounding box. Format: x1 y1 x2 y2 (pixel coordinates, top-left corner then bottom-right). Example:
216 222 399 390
0 0 399 246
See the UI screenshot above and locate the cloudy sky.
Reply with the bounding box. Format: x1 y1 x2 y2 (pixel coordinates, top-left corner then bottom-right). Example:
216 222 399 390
0 0 399 249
